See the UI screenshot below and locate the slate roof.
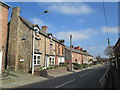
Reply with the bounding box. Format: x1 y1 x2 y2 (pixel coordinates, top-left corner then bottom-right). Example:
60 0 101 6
19 16 34 29
66 47 88 55
0 1 11 8
19 16 64 45
113 37 120 48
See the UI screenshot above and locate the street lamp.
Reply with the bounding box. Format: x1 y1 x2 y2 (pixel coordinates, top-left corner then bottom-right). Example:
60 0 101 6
32 10 49 75
70 35 72 71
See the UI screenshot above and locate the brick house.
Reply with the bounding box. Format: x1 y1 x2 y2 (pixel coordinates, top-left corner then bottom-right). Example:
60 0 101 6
87 55 94 64
0 1 10 73
7 7 65 72
65 46 86 64
55 40 65 65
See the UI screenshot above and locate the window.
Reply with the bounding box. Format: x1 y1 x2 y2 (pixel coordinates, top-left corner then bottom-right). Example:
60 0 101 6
50 44 52 54
58 44 60 54
49 56 55 65
34 54 41 65
49 35 52 42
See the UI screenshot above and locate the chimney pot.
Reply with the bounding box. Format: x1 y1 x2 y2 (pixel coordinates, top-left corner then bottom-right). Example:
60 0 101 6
42 26 48 32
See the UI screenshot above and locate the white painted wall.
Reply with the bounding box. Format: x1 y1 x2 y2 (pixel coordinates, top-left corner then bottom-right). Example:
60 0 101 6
58 57 65 65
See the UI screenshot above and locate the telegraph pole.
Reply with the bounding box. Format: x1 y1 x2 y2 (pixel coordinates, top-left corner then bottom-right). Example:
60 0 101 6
70 35 72 71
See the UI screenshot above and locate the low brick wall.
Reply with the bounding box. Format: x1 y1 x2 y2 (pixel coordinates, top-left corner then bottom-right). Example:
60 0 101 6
34 67 67 76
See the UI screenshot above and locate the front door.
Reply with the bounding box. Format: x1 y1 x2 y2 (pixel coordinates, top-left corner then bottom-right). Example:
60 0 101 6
46 56 49 67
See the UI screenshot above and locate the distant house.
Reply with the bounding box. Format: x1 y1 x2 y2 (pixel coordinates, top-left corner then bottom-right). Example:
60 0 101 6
7 7 65 73
0 1 10 73
65 46 87 64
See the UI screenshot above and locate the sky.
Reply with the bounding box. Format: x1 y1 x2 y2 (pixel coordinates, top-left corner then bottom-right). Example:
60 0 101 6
6 1 118 58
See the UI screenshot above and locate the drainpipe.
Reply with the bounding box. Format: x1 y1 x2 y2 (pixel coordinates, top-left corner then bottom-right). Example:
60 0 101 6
44 36 47 68
32 27 35 75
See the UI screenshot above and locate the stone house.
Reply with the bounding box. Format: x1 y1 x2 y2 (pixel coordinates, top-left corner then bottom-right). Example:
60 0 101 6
7 7 33 72
7 7 65 72
0 1 10 73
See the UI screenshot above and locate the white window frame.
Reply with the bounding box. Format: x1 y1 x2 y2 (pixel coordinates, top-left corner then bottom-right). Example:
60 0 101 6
34 54 41 66
49 56 55 65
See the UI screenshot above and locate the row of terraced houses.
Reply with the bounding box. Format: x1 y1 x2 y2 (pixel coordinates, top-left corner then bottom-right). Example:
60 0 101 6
0 2 96 73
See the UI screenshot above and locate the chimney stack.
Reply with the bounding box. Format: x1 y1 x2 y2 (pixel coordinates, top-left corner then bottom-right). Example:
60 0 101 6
42 26 48 33
59 40 65 44
74 46 81 51
11 7 20 18
71 45 74 48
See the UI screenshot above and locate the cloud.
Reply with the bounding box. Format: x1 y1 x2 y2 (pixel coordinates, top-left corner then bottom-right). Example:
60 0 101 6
55 29 97 41
102 26 118 33
29 17 53 28
48 3 94 15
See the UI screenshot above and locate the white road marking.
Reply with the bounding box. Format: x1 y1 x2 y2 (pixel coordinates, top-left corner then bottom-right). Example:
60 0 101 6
54 79 76 88
79 73 88 78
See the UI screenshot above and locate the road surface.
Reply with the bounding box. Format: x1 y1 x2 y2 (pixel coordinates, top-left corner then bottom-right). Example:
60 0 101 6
16 65 110 88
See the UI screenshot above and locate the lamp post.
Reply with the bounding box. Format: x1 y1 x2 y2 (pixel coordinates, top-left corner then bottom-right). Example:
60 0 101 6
32 10 49 75
70 35 72 71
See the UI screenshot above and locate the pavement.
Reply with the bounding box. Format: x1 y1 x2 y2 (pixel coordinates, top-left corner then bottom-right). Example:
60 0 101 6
0 64 102 88
111 66 120 89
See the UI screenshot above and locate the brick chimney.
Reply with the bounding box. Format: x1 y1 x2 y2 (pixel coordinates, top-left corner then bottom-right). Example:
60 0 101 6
59 40 65 44
42 26 48 33
11 7 20 18
74 46 81 50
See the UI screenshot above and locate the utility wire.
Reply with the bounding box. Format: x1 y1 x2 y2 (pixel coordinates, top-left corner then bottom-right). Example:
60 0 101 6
103 1 110 45
102 1 110 46
102 1 112 68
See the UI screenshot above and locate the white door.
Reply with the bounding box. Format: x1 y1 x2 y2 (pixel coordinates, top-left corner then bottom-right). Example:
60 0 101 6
58 57 65 65
46 56 49 67
0 51 3 74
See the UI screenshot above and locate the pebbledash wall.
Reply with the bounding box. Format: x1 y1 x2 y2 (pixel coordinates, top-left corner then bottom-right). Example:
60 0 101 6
7 7 65 72
0 1 10 73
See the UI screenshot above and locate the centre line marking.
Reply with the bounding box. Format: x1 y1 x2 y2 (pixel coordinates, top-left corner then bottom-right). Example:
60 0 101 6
79 73 88 78
54 79 76 88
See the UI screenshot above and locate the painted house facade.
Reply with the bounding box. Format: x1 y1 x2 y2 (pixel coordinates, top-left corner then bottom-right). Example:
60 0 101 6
7 7 65 72
0 1 10 73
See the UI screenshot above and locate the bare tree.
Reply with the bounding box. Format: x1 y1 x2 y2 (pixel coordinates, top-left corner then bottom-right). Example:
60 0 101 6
104 46 114 58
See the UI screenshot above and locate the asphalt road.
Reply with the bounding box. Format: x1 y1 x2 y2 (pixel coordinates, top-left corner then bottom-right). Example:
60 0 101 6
16 65 110 88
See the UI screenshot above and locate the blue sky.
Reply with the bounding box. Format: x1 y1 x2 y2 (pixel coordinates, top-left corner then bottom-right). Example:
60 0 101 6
6 2 118 58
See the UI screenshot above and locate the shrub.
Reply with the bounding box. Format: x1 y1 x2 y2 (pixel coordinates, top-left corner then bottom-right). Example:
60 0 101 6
54 65 59 68
38 67 43 70
50 67 53 69
46 67 50 70
73 63 82 70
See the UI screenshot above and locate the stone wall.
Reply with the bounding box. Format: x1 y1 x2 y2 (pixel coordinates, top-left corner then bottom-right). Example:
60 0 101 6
7 7 33 72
